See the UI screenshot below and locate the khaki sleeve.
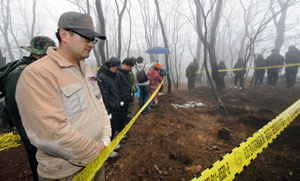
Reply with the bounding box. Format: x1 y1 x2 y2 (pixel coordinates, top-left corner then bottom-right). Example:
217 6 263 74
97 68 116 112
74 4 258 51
99 95 112 137
16 69 101 166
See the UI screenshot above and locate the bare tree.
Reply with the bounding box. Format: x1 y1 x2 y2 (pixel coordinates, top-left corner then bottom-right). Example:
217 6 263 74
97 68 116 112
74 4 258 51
239 0 295 87
169 1 189 90
0 49 6 67
95 0 107 65
115 0 128 59
194 0 227 112
154 0 172 93
125 1 132 58
30 0 37 40
138 0 159 62
194 0 225 90
0 0 14 61
270 0 297 51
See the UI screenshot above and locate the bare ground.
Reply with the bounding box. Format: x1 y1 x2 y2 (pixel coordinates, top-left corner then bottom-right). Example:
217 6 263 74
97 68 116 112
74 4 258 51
0 82 299 181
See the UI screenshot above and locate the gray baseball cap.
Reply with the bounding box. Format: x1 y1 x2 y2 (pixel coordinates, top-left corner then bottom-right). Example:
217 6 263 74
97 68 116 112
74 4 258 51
58 11 106 40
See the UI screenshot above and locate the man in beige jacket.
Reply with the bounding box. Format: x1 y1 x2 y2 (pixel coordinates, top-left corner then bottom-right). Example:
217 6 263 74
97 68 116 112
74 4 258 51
16 12 110 180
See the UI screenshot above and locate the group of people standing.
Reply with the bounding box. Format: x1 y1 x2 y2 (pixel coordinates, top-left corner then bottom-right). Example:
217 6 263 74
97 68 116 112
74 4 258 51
96 56 164 157
252 46 299 88
186 46 300 90
1 11 164 181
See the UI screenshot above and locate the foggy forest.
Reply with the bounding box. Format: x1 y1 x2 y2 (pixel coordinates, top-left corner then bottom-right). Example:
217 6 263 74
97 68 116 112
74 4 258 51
0 0 300 181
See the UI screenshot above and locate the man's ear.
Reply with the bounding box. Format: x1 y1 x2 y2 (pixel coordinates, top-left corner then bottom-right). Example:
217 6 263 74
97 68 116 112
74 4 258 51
59 29 70 43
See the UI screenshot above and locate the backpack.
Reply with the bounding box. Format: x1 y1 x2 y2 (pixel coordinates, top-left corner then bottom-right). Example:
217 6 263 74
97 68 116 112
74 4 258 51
0 61 27 133
0 60 25 99
135 65 148 83
0 104 14 133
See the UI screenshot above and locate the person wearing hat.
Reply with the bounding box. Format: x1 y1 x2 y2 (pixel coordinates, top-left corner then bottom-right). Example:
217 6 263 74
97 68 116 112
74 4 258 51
148 64 163 104
116 58 135 128
285 45 300 88
265 48 284 86
97 57 122 141
4 36 55 181
15 12 109 180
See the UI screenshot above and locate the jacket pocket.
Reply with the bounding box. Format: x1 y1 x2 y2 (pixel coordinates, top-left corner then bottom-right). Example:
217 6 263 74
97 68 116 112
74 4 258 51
61 83 88 118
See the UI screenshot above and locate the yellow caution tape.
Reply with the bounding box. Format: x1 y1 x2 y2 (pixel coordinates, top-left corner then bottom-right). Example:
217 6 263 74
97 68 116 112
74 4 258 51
0 132 21 152
73 78 165 181
198 62 300 74
92 63 300 74
91 67 100 71
192 98 300 181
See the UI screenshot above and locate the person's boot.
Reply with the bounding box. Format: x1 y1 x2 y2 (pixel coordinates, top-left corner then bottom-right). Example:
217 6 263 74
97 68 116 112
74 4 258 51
114 144 121 150
109 151 118 158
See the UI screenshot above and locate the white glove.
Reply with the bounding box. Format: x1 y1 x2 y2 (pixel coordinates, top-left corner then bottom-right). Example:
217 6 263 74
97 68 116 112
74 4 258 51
120 101 124 106
108 114 112 120
101 136 111 147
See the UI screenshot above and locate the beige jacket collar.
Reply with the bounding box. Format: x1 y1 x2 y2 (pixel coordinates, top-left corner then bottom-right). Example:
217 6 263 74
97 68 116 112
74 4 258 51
47 47 75 68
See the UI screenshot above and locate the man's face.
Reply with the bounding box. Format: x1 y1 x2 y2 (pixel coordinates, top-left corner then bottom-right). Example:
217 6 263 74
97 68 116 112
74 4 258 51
63 29 96 60
122 64 132 71
110 66 118 73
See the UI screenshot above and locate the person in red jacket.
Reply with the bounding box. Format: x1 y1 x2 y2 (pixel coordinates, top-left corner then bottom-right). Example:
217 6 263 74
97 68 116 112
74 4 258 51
149 64 163 104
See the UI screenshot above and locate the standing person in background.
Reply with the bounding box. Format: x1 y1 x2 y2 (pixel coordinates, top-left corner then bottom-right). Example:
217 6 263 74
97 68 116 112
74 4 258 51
158 68 167 95
127 58 137 125
285 46 300 88
149 64 163 104
186 58 198 91
133 56 155 114
218 61 227 86
233 58 245 90
265 49 284 86
254 54 266 86
15 11 110 180
116 58 134 129
4 36 55 181
97 57 122 157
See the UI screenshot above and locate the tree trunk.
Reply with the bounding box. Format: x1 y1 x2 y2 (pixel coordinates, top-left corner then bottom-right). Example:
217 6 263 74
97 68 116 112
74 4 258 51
126 2 132 58
0 0 14 62
115 0 128 59
154 0 172 93
30 0 37 40
0 49 6 67
95 0 107 65
274 2 288 51
194 0 225 90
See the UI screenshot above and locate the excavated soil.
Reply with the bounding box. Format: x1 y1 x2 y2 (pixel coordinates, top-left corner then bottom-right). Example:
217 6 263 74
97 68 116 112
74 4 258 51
0 81 300 181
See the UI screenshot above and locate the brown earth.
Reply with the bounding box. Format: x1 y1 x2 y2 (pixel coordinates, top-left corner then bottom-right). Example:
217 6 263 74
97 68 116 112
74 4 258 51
0 81 300 181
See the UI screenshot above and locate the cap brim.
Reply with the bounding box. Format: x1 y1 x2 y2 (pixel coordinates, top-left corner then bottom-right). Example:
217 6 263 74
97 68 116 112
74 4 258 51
72 28 106 40
20 46 46 55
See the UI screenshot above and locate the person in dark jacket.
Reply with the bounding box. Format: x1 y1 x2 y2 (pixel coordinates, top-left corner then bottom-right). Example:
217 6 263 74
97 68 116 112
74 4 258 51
4 36 55 181
254 54 266 85
218 61 227 84
233 58 245 89
97 57 122 139
158 68 166 95
285 46 300 88
116 58 134 127
265 49 284 86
